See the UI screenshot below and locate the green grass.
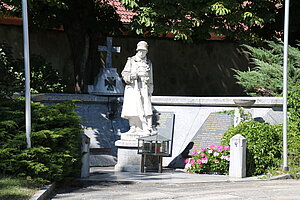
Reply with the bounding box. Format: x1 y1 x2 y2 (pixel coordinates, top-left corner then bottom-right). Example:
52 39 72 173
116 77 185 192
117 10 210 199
0 176 42 200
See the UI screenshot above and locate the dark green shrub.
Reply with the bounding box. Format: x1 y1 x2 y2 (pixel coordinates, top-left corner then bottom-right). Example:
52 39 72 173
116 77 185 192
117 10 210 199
0 42 67 97
13 55 67 93
0 98 82 183
222 120 282 176
0 43 20 98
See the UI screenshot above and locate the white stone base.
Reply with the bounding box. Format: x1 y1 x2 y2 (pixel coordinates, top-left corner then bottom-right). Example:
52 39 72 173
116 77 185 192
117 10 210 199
114 139 141 172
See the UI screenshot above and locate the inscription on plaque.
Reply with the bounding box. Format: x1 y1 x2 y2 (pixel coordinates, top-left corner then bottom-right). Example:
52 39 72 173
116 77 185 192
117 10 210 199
191 112 233 150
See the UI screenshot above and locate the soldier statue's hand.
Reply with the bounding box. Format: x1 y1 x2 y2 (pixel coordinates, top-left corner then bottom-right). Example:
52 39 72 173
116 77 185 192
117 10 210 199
130 73 138 80
138 71 147 77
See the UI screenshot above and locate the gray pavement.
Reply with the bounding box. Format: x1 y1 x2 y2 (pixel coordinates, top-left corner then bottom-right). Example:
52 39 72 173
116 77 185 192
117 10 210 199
50 167 300 200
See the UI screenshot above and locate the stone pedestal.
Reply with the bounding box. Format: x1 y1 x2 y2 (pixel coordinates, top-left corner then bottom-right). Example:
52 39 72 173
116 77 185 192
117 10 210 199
88 68 124 95
229 134 247 178
114 133 142 172
115 131 160 172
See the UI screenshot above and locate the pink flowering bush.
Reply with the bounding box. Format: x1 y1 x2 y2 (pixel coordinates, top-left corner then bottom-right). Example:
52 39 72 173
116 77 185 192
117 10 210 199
185 145 230 174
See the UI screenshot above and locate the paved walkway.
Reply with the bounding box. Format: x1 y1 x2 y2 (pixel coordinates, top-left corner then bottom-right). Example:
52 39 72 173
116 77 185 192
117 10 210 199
83 167 260 183
50 167 300 200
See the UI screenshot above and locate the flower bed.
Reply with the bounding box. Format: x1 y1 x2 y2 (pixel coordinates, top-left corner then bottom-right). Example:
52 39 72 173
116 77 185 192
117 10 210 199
185 145 230 175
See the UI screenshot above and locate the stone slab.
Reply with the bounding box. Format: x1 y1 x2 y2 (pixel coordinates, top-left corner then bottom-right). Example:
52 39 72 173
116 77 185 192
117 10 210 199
152 111 175 156
152 96 283 107
153 111 175 141
263 108 284 125
77 102 129 154
191 112 233 149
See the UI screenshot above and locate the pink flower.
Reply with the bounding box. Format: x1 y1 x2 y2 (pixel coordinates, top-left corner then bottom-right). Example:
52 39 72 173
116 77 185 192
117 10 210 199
224 145 230 151
197 159 202 164
200 153 206 157
209 145 215 149
190 160 195 166
217 145 223 152
202 157 208 164
200 164 203 167
201 147 207 151
184 158 189 164
191 149 198 155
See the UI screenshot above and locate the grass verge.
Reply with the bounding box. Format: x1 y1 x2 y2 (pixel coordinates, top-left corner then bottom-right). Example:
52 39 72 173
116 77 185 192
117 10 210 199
0 176 42 200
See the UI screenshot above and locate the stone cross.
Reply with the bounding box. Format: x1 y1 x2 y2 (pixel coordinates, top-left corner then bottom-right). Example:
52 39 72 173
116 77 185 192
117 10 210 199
98 37 121 68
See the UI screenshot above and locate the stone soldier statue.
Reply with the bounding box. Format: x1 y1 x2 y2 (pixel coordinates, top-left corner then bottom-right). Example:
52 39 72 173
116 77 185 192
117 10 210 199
121 41 153 135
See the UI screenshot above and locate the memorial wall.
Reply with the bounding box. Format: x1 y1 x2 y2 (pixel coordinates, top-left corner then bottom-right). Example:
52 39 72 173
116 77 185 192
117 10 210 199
31 94 283 167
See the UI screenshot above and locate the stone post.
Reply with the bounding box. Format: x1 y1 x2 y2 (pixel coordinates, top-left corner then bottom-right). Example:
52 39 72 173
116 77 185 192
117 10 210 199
234 108 241 127
229 134 246 178
81 134 90 178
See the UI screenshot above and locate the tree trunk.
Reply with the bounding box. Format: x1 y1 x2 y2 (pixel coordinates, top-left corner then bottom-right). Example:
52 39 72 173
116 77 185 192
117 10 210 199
63 0 102 93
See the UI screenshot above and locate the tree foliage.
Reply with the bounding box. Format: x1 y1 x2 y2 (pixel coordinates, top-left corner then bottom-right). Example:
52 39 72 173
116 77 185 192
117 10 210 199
122 0 282 43
0 43 20 98
234 41 300 96
2 0 299 92
0 42 67 97
13 55 67 93
1 0 121 32
1 0 122 93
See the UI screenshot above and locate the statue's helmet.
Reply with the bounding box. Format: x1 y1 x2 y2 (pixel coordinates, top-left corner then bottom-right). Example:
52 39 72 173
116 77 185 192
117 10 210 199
136 41 148 52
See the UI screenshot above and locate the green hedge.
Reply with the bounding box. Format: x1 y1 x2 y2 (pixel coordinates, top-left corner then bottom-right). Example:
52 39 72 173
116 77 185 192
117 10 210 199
222 120 282 176
288 86 300 168
0 98 82 183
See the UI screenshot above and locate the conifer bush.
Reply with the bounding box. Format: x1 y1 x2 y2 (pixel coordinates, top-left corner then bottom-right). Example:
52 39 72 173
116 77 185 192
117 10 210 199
234 41 300 96
0 42 78 183
0 98 82 183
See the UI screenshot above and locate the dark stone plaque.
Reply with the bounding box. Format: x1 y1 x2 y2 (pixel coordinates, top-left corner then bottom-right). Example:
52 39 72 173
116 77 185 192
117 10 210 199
191 112 233 150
